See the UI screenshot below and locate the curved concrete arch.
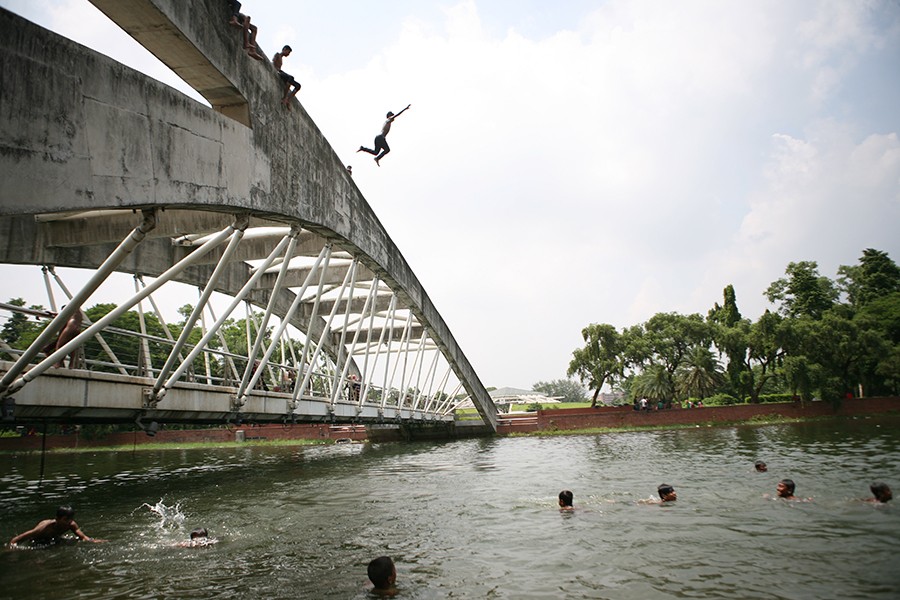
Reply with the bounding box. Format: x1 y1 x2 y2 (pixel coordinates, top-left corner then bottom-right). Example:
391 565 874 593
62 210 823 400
0 4 497 429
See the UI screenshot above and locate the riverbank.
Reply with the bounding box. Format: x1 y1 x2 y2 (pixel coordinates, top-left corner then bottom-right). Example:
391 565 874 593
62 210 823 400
2 396 897 453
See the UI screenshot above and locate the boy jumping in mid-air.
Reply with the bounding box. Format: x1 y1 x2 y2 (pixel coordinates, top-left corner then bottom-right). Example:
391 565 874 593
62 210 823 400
358 104 411 166
273 46 301 110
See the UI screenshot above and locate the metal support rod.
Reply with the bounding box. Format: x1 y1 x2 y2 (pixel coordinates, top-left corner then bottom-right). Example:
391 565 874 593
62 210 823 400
405 331 429 410
155 233 292 403
358 292 393 407
292 251 334 403
413 349 440 412
199 289 212 385
397 321 419 407
424 366 453 415
0 210 157 394
295 260 355 408
153 224 247 395
236 229 300 399
329 262 362 405
437 382 465 416
240 244 329 407
333 277 378 409
134 275 153 376
8 218 234 394
42 266 57 312
329 261 360 404
383 312 413 409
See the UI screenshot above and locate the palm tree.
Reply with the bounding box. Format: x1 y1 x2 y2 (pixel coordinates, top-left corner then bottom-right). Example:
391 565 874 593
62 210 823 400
676 346 724 400
632 363 674 402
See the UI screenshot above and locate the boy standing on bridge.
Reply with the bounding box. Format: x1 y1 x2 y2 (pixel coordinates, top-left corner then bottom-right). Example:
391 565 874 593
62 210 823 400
357 105 411 166
273 46 301 110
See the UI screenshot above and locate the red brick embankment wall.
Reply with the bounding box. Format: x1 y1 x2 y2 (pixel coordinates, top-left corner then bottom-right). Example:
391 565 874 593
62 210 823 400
495 396 900 434
2 397 898 449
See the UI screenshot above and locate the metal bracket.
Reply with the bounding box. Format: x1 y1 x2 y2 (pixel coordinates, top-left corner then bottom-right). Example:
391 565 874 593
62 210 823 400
141 388 157 409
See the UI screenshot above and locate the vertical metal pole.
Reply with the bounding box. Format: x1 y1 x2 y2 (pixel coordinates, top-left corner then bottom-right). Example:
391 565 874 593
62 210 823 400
42 266 58 312
199 290 212 385
134 275 153 376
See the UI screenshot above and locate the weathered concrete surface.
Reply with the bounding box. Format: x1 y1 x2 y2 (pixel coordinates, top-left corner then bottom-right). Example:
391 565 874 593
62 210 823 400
0 3 497 429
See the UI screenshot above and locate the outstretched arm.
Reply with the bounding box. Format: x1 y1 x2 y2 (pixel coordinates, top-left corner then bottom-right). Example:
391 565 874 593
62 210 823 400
393 104 412 118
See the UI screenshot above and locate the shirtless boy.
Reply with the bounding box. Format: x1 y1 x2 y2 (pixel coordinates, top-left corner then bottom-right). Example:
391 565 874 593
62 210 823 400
558 490 574 511
358 105 411 166
272 46 301 110
9 506 102 546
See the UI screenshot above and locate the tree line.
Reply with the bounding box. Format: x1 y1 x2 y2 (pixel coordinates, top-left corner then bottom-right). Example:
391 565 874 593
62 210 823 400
566 248 899 407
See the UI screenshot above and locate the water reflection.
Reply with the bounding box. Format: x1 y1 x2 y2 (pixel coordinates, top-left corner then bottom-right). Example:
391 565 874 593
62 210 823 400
1 419 899 599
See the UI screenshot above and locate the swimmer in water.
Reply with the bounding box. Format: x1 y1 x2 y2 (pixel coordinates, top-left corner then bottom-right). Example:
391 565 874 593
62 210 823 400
558 490 574 511
754 460 767 472
765 478 811 501
9 506 104 546
176 527 217 547
367 555 397 596
865 482 892 504
639 484 677 504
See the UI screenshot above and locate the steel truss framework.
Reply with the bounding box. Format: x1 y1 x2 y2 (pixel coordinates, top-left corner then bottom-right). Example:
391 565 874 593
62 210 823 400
0 209 478 426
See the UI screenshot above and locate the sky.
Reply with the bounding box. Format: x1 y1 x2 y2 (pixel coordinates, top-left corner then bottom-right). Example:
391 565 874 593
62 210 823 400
1 0 899 391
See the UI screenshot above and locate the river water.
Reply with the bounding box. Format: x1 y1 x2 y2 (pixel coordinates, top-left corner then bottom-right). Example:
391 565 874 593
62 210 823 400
1 418 899 599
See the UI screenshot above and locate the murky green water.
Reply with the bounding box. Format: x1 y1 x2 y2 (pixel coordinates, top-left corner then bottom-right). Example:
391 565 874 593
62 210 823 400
2 418 899 599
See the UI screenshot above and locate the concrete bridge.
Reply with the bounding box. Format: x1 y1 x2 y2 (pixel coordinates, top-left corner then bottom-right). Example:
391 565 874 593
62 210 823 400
0 1 498 432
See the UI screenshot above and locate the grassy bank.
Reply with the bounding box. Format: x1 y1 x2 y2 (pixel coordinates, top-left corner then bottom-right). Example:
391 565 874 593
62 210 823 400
506 413 900 437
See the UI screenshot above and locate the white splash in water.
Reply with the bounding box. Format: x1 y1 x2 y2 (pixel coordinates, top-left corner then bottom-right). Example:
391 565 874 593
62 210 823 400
139 499 186 529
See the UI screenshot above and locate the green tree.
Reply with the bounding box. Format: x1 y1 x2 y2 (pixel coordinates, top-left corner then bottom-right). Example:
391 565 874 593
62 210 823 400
709 285 751 398
837 248 900 308
744 310 788 403
632 363 674 402
675 346 725 400
532 378 587 403
765 260 838 319
568 323 624 407
637 312 713 377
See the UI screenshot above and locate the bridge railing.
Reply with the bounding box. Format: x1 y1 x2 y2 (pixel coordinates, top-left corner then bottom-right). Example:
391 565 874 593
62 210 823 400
0 299 460 418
